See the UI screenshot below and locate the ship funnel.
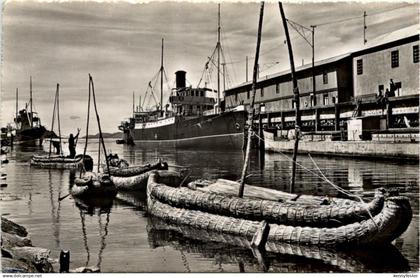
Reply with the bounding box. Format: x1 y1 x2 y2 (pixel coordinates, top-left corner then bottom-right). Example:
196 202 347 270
175 70 186 89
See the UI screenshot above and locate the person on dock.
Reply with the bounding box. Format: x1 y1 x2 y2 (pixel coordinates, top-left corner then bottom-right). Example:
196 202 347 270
68 128 80 158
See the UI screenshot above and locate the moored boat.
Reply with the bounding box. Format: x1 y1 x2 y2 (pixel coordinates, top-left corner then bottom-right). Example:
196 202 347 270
13 78 46 145
72 172 117 198
30 154 90 169
150 178 386 227
146 172 412 247
106 154 170 190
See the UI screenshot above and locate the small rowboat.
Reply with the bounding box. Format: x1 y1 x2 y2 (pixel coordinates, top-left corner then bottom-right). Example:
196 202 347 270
30 154 91 169
71 172 117 198
110 161 169 191
147 172 412 247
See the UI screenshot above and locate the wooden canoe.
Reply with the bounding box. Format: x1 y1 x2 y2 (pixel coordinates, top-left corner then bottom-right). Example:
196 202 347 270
147 172 412 246
110 161 169 191
71 173 117 198
30 154 90 169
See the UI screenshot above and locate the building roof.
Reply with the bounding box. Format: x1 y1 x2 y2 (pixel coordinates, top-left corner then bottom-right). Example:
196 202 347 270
363 24 419 49
225 52 352 91
226 25 419 93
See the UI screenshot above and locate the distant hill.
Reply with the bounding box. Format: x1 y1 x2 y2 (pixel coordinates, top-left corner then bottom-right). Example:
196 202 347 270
82 132 122 139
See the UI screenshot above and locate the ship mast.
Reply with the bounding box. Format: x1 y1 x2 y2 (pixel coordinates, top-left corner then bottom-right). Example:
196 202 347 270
15 88 18 123
160 38 164 114
217 4 221 113
30 76 33 127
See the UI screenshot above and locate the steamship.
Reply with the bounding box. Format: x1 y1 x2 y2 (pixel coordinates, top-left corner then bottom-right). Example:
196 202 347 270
13 77 47 144
118 70 247 149
118 5 247 149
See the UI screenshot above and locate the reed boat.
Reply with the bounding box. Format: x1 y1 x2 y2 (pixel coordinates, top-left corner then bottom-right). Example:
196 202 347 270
147 172 412 247
30 154 91 169
109 161 169 191
151 176 388 228
71 172 117 198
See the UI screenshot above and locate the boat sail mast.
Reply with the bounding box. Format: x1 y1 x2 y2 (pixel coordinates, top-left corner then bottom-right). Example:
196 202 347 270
279 2 301 192
15 88 18 125
160 38 164 114
217 4 221 113
238 2 264 198
30 76 33 127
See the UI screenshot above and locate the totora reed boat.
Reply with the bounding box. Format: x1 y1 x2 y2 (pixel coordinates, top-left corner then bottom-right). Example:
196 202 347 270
146 172 412 247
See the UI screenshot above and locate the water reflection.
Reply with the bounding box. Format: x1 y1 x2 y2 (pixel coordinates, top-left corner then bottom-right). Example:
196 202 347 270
74 197 114 271
147 218 410 273
47 169 62 248
1 140 418 272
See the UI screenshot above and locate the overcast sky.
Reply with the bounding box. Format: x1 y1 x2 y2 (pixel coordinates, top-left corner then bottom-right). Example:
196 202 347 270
1 0 418 134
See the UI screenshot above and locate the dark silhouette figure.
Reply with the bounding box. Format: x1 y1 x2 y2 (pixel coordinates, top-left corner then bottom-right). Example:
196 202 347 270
389 79 396 97
68 128 80 158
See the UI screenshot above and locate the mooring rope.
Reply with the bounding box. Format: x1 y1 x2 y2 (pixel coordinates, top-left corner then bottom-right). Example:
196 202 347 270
253 131 379 229
307 154 378 229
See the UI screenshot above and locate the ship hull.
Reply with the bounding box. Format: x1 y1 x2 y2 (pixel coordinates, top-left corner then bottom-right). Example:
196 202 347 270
125 111 246 149
15 126 46 145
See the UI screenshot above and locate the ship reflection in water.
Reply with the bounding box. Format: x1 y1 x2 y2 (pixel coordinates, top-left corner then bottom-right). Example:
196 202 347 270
0 140 418 272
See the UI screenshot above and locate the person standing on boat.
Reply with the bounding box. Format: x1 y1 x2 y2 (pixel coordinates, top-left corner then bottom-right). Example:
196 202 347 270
68 128 80 158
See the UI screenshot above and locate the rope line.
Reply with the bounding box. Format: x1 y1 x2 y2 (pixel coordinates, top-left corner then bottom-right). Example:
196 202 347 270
252 131 379 228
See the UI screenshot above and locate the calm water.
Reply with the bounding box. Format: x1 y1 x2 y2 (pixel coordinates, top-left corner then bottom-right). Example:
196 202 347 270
1 139 418 273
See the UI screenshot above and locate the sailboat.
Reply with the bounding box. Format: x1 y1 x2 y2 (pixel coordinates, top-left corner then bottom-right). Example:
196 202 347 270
71 74 117 199
14 77 46 144
30 84 89 169
118 5 247 149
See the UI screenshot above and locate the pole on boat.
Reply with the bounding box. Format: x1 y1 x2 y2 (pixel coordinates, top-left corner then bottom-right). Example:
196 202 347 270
279 2 301 192
48 86 58 158
80 76 91 178
30 76 33 127
57 84 62 156
238 1 264 198
217 3 221 113
132 91 135 113
89 74 111 175
15 88 18 124
246 56 249 83
160 38 164 114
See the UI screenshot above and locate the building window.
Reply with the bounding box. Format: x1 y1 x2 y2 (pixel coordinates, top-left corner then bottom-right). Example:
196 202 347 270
357 59 363 75
395 82 402 97
323 72 328 84
275 84 280 94
323 94 329 106
291 99 296 109
260 87 264 98
391 50 399 68
235 93 238 102
310 94 314 107
414 45 419 63
332 96 336 104
247 90 250 99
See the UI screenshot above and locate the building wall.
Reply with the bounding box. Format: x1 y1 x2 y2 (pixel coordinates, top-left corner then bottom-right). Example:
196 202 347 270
225 64 344 111
353 41 419 98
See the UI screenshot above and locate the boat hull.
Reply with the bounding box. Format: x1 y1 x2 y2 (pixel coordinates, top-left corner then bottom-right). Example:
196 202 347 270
124 111 246 149
30 155 85 169
147 172 412 247
15 126 46 144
